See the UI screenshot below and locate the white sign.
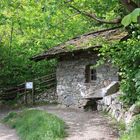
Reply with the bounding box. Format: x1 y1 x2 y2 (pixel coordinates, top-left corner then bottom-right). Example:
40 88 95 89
25 82 33 89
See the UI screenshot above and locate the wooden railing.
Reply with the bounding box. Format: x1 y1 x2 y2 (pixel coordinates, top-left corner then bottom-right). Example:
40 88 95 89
0 73 56 102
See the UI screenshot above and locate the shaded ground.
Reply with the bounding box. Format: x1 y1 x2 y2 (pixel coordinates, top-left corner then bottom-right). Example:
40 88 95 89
0 105 119 140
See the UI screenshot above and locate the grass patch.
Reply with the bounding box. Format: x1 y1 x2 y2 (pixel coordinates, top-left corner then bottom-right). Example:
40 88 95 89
120 115 140 140
3 109 66 140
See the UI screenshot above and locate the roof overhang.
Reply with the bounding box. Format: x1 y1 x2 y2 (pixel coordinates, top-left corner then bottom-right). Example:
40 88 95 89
30 26 128 62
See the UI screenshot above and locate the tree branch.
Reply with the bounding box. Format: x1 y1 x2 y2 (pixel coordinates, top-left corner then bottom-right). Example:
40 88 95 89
119 0 138 12
69 5 121 24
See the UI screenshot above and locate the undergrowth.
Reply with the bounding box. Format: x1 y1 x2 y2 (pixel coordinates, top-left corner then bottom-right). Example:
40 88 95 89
120 114 140 140
101 111 125 133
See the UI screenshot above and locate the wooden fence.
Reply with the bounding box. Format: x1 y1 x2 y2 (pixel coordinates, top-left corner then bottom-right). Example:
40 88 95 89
0 73 56 104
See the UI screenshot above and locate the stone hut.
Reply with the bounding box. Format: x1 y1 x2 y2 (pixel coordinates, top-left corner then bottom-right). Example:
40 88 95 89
31 27 127 108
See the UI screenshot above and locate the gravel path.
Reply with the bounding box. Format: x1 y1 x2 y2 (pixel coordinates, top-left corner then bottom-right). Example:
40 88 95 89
0 105 119 140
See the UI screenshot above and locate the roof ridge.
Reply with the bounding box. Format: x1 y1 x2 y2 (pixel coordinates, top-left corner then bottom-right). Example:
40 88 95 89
69 26 122 40
31 26 127 62
51 26 122 50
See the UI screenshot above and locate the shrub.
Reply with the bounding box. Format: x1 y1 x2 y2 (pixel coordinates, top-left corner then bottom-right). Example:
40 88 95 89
100 37 140 105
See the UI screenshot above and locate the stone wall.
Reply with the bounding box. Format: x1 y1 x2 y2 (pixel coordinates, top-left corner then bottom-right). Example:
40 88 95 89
97 92 140 125
35 88 57 103
57 56 118 107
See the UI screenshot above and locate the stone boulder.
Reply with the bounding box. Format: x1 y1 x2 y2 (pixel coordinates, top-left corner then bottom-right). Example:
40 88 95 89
124 112 133 125
103 96 112 106
104 81 119 96
129 104 140 115
85 81 119 99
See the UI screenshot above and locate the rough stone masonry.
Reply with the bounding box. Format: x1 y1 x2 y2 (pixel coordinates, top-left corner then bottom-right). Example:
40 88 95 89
56 56 119 108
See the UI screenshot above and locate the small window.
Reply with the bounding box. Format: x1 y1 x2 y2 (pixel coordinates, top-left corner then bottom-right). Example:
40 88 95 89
85 65 97 83
90 68 97 81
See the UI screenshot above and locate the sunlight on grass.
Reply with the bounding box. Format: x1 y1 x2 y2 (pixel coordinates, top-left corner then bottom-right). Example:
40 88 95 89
3 109 66 140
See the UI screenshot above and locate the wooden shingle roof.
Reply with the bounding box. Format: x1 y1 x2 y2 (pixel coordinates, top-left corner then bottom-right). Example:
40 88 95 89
31 27 127 61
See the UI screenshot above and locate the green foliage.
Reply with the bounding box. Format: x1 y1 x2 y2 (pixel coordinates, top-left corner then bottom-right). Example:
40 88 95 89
0 0 95 88
120 115 140 140
99 5 140 105
100 38 140 105
3 109 66 140
3 112 17 122
0 43 56 87
122 8 140 27
134 70 140 102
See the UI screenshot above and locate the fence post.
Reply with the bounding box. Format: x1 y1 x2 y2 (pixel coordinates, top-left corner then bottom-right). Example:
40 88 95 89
24 81 28 105
32 85 35 105
24 89 27 105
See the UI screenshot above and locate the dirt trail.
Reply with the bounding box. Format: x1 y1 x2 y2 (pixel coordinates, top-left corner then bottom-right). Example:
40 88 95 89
0 110 19 140
0 105 119 140
35 105 119 140
0 123 19 140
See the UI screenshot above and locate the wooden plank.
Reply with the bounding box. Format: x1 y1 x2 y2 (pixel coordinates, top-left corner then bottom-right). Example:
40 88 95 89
38 78 56 85
0 72 56 101
34 73 56 81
